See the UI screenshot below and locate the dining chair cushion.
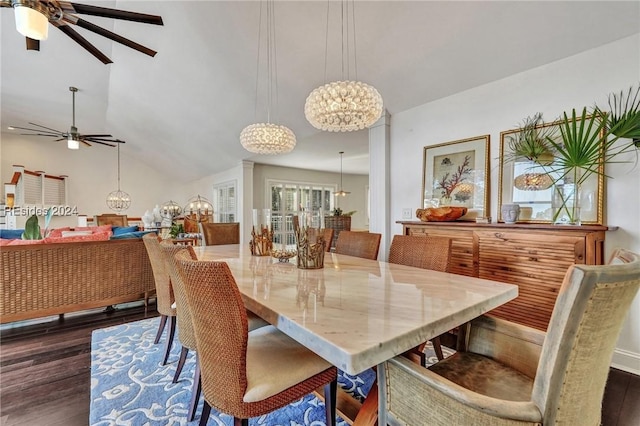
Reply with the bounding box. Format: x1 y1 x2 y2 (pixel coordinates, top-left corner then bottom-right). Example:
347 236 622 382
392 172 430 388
427 352 533 402
243 325 334 403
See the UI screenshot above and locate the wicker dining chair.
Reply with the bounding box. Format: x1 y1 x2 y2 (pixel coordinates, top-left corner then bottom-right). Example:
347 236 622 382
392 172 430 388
142 233 176 365
201 222 240 245
383 248 640 426
160 241 269 421
334 231 382 260
388 234 452 364
94 213 128 227
323 228 334 252
292 216 334 253
175 251 338 426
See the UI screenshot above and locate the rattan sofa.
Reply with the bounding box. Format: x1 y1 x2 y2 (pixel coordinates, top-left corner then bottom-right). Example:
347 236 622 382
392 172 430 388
1 238 155 323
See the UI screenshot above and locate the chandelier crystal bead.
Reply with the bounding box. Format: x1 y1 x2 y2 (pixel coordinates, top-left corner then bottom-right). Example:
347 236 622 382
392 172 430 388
305 80 383 132
240 122 296 155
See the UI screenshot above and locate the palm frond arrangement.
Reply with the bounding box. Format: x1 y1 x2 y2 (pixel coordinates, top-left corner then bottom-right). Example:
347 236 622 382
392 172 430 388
504 113 557 165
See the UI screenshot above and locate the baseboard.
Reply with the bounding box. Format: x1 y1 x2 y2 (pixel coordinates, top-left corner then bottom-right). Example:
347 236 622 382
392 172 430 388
611 348 640 375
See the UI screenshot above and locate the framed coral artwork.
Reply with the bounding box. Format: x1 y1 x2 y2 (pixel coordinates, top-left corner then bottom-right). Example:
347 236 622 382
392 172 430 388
421 135 490 220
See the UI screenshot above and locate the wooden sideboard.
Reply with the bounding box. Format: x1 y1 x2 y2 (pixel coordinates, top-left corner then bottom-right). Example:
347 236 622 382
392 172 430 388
397 221 612 331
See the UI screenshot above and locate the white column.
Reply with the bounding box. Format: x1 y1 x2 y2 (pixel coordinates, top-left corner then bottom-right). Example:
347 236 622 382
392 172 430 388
369 110 391 261
240 160 254 245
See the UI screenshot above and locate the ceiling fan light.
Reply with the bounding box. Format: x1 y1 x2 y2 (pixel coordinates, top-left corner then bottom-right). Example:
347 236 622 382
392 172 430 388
14 4 49 41
67 136 80 150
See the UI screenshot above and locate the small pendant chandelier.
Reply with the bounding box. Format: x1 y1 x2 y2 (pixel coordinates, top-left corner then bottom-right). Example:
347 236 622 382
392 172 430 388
240 0 296 155
106 144 131 212
335 151 351 196
305 1 383 132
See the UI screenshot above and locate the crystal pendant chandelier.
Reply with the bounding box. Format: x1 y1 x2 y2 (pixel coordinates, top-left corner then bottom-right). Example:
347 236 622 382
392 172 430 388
106 144 131 211
240 0 296 155
305 1 383 132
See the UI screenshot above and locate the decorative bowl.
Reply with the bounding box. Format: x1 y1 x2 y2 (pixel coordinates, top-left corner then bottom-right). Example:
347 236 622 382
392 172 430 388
271 249 297 262
416 207 468 222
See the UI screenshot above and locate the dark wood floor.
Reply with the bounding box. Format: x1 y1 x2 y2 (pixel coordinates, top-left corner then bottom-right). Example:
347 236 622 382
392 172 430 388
1 304 639 426
0 304 158 426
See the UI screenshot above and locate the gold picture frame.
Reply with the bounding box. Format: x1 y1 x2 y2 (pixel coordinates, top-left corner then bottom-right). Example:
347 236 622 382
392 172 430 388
498 117 604 224
421 135 490 220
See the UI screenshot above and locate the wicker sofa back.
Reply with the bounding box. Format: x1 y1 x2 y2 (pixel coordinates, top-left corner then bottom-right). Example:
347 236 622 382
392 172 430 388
1 238 155 323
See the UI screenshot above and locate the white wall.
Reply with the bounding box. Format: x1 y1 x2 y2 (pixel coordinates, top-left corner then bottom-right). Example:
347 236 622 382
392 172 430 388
0 133 183 228
389 34 640 373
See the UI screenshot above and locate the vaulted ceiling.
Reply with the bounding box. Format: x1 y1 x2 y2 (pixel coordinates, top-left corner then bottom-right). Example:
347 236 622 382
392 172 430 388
2 1 638 182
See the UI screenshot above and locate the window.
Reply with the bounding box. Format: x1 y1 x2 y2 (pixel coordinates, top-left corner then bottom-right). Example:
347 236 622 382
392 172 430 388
212 181 237 223
268 180 336 247
14 169 67 207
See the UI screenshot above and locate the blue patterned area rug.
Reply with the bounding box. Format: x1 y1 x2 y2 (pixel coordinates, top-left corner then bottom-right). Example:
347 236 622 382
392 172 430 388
90 317 453 425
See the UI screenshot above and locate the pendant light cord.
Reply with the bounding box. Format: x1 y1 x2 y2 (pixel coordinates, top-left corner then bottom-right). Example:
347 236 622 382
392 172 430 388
252 0 280 124
324 0 358 82
116 143 121 191
71 89 76 127
340 151 344 189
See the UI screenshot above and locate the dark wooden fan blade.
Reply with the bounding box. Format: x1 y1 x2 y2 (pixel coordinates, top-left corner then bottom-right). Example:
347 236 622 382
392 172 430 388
75 18 157 57
82 134 112 137
54 138 65 142
54 23 113 64
88 140 116 147
27 122 65 134
81 140 92 147
68 3 163 25
85 137 124 144
26 37 40 51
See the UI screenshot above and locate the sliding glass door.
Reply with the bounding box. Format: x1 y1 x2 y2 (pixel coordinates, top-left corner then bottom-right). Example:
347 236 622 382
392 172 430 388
268 180 335 247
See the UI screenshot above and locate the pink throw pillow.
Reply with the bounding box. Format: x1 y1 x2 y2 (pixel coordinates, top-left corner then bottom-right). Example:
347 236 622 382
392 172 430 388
47 227 72 238
74 225 112 234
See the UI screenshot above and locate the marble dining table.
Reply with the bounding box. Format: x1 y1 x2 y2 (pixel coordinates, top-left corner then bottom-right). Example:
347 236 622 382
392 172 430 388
194 244 518 425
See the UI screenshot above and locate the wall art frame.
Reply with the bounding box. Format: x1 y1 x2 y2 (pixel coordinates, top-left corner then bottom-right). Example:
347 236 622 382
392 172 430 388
421 135 490 221
497 116 604 224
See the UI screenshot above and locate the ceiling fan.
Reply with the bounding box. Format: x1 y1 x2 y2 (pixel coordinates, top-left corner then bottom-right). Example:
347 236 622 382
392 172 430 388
9 86 126 149
1 0 163 64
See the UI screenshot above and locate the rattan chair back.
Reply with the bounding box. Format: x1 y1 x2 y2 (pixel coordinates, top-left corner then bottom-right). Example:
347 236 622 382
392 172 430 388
175 251 337 422
532 249 640 424
94 214 128 227
160 241 198 350
335 231 382 260
388 235 451 272
323 228 334 252
142 234 175 316
201 222 240 245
